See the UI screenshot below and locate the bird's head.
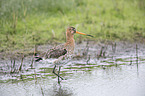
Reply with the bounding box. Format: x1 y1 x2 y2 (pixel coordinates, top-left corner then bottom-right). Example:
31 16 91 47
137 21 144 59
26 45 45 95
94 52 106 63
66 26 93 37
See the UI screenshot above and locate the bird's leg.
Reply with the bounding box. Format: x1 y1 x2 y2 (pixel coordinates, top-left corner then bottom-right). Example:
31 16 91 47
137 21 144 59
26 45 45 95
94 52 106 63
58 66 64 80
58 66 61 83
52 65 64 80
53 65 58 77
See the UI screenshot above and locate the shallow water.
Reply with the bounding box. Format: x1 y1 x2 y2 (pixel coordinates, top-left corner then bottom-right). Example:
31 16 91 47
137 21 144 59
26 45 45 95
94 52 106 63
0 42 145 96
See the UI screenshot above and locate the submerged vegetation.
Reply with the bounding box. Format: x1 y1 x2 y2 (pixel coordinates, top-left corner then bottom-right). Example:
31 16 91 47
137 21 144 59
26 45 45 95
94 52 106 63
0 0 145 51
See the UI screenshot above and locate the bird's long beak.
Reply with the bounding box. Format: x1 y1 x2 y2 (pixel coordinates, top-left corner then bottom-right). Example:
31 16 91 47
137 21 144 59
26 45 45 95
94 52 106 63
76 31 93 37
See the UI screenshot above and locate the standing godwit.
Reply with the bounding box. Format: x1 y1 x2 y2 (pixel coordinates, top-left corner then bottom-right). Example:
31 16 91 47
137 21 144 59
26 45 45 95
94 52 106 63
35 27 93 80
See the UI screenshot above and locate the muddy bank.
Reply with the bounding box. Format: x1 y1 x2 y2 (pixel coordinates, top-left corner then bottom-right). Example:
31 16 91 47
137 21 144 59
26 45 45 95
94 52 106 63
0 40 144 60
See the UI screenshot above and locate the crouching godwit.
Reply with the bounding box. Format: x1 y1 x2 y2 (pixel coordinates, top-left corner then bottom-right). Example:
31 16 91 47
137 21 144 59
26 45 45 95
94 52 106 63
35 27 93 81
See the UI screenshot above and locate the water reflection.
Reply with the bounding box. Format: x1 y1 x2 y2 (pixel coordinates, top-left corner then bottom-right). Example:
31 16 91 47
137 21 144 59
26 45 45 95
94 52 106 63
51 83 73 96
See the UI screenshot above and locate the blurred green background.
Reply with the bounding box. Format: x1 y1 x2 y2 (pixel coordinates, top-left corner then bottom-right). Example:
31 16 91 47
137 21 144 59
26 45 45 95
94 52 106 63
0 0 145 52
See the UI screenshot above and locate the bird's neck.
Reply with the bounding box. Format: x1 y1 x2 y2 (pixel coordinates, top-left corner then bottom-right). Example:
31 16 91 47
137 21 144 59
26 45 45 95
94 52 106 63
66 36 75 46
64 35 75 54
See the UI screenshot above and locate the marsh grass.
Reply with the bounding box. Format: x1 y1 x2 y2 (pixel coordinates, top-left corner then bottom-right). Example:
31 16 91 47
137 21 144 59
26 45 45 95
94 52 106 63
0 0 145 52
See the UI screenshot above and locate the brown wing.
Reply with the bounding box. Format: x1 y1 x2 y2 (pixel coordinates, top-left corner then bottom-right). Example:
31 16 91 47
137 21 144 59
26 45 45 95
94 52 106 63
47 48 67 58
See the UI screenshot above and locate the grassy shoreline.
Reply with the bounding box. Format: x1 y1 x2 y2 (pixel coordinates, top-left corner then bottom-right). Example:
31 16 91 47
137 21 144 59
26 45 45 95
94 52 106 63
0 0 145 52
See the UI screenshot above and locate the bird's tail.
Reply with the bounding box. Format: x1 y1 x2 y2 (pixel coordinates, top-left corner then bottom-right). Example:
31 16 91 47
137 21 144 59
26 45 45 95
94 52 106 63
34 55 43 62
34 50 48 62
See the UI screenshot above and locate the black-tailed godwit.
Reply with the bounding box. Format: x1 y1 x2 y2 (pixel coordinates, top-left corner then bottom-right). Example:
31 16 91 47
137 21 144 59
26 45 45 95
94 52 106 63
35 27 93 80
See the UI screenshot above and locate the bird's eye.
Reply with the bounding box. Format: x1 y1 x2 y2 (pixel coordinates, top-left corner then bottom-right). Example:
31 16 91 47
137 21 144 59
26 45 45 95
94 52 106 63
73 29 76 33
